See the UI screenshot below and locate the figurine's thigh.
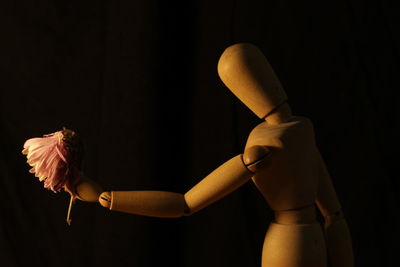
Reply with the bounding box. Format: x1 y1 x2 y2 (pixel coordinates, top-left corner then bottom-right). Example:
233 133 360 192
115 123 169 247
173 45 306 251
262 222 327 267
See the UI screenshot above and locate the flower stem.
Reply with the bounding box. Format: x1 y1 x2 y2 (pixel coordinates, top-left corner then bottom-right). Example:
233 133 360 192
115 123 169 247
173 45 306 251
66 195 74 226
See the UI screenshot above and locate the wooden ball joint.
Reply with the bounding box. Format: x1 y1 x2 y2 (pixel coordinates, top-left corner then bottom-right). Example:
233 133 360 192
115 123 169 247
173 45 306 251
80 43 354 267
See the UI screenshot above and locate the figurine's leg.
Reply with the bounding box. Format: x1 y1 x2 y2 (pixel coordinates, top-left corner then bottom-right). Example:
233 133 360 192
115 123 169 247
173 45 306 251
261 222 327 267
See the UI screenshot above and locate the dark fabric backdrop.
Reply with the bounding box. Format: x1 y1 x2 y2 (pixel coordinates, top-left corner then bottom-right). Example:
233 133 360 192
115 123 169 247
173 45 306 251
0 1 398 266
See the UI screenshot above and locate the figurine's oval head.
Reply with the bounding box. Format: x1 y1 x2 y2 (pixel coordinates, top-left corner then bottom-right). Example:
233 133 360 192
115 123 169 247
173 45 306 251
217 43 287 119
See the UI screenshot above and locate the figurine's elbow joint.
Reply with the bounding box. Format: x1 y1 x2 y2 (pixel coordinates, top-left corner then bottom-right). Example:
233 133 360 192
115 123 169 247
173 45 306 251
183 208 193 216
182 197 195 216
243 145 271 173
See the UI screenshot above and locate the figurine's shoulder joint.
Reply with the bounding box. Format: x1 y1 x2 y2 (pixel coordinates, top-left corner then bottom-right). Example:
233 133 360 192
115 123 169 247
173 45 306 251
243 145 271 173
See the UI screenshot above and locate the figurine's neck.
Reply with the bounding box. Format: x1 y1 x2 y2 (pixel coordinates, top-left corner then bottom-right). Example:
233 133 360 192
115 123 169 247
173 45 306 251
264 102 293 125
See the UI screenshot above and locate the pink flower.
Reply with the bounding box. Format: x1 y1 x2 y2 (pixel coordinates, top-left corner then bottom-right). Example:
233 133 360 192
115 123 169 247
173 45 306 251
22 129 83 197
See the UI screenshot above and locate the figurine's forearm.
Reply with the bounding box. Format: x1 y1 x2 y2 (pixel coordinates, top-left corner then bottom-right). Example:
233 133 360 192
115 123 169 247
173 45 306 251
323 216 354 267
315 152 342 217
101 190 189 218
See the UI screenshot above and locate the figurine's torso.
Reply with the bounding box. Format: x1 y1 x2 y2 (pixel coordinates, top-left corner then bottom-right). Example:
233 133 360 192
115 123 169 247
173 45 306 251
245 116 319 211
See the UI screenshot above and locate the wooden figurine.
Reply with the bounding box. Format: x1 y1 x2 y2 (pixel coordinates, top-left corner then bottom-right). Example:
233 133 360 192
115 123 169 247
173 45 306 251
77 43 354 267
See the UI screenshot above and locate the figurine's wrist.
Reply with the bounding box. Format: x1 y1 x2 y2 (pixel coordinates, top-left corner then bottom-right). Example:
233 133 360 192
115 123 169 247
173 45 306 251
99 191 112 209
324 210 344 225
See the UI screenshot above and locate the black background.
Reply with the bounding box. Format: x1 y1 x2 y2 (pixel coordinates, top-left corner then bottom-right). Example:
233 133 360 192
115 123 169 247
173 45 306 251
0 1 398 266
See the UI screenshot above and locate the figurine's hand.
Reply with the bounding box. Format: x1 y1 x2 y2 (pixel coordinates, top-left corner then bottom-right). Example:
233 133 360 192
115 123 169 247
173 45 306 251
99 191 111 208
243 145 271 173
74 176 103 202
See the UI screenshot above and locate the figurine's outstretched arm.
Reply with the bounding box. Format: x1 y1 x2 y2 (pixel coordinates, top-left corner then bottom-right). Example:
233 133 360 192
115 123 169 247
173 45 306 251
315 151 354 267
97 146 270 218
